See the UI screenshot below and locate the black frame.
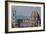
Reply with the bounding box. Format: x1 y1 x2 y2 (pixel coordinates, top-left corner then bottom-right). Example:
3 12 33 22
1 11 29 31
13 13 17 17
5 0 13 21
5 1 45 33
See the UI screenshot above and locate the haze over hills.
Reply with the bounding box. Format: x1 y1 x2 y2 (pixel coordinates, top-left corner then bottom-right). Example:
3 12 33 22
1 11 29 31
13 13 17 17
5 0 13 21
16 16 31 19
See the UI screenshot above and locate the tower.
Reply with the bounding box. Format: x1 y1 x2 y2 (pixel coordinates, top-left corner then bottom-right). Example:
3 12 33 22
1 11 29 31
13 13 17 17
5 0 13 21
12 10 16 28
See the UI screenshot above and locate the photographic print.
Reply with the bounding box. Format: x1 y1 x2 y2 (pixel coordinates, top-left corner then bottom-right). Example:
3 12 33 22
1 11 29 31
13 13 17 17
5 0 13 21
12 6 41 28
5 1 45 33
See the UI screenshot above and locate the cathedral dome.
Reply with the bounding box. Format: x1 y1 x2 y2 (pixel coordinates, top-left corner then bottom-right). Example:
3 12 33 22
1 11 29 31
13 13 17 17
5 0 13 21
32 11 38 17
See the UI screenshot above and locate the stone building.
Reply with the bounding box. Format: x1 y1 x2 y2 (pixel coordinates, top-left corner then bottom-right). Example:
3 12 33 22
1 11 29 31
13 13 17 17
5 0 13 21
31 11 41 27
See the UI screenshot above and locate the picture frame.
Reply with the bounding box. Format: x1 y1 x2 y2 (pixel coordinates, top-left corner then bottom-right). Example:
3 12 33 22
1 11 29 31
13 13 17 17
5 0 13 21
5 1 45 33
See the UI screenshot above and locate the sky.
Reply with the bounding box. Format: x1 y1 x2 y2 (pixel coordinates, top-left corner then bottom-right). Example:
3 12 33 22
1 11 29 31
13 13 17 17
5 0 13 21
12 6 41 19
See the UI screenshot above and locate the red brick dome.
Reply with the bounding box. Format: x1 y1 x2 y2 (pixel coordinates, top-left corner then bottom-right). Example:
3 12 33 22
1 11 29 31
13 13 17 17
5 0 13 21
32 11 38 17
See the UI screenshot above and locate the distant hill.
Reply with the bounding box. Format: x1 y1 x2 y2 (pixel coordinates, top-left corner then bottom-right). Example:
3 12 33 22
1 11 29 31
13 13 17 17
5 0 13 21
16 16 31 19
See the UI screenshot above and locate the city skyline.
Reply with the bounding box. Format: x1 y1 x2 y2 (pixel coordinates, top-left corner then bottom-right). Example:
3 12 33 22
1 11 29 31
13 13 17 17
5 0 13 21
12 6 41 28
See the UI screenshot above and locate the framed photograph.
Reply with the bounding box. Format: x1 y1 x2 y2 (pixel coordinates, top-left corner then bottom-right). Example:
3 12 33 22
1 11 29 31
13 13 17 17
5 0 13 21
5 1 45 33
